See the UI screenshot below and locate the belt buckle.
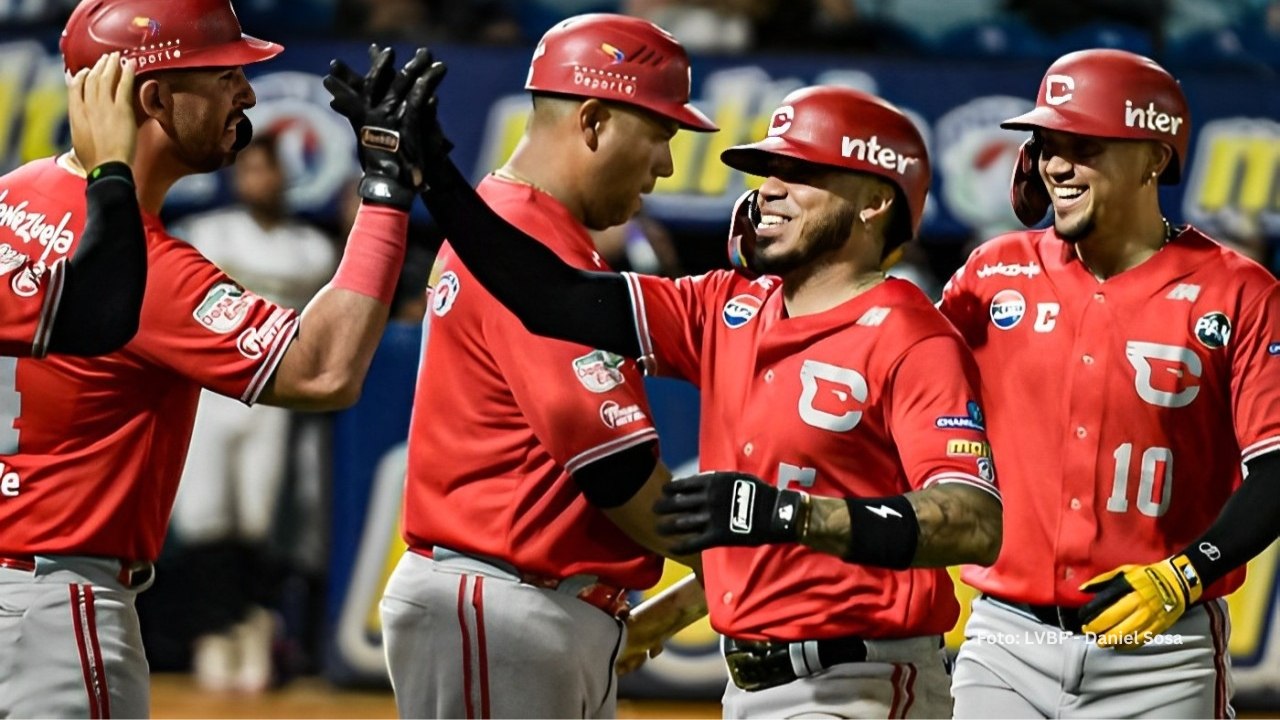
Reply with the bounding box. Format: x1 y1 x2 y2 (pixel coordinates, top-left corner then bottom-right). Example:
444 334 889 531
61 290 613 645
723 640 793 692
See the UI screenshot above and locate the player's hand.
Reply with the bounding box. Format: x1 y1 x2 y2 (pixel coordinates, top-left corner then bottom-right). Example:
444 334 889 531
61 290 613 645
323 44 434 210
654 471 808 554
1078 553 1203 649
68 52 137 171
399 50 453 192
615 611 667 676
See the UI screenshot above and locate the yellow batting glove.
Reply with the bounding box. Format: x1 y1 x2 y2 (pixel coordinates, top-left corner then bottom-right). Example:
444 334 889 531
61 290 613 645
1077 554 1203 649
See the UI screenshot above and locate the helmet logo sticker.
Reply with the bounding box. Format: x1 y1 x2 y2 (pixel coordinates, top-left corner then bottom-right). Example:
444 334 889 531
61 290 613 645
841 135 918 175
1124 100 1184 137
768 105 794 136
599 43 625 64
1046 74 1074 105
131 16 160 44
572 65 637 98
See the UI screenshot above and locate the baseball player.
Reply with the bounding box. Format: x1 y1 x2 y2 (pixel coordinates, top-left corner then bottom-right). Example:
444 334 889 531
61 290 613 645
375 16 715 719
939 49 1280 718
401 77 1005 718
1 51 147 358
0 1 439 715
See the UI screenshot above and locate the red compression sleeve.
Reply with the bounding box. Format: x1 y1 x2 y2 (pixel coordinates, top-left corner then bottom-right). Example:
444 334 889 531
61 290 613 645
330 202 409 305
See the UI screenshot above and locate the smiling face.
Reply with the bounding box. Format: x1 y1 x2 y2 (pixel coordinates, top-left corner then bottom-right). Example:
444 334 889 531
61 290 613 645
1036 128 1170 243
580 101 678 231
150 66 257 174
749 156 885 277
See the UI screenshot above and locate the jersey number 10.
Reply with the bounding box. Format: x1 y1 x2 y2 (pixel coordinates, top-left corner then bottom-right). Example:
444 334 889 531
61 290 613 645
1106 443 1173 517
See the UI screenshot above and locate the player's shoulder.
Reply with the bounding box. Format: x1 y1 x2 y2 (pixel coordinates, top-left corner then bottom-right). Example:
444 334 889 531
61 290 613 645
950 228 1052 288
871 278 964 338
0 156 82 199
1177 225 1275 287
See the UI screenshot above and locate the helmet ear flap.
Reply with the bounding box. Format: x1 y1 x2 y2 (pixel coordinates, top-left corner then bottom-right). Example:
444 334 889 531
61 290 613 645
1010 137 1051 227
728 189 760 279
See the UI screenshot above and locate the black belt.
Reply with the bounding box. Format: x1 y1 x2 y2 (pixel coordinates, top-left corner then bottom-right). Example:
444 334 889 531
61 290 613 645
984 593 1084 634
722 635 868 692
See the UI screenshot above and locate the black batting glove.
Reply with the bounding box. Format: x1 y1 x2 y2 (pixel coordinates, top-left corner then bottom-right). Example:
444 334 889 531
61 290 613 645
654 471 808 555
324 45 433 210
399 52 454 193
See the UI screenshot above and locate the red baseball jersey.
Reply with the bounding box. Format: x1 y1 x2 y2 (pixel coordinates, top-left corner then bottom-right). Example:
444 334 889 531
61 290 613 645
939 226 1280 606
402 175 663 589
622 271 999 640
0 156 76 357
0 156 300 562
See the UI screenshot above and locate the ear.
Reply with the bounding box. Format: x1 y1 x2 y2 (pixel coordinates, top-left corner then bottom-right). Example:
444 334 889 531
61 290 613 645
858 187 895 226
578 98 611 151
1146 142 1173 182
136 76 167 122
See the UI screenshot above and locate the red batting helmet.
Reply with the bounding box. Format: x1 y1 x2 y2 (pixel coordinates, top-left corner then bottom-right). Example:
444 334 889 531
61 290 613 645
61 0 283 76
720 86 931 245
1003 49 1190 182
524 14 717 132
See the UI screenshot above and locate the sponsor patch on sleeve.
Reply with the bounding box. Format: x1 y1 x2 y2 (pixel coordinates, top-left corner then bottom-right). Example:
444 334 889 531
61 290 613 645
573 349 627 393
599 400 646 429
935 400 986 431
193 282 254 334
947 439 992 458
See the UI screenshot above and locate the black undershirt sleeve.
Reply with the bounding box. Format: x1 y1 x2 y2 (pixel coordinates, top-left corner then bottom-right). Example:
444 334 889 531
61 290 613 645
47 162 147 356
1181 450 1280 587
571 440 659 509
419 157 640 359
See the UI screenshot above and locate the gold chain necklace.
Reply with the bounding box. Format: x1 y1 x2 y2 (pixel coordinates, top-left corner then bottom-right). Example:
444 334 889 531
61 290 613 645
491 166 548 195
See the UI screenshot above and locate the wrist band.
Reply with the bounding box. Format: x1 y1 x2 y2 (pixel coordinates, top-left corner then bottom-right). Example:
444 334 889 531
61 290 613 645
331 202 409 305
87 161 134 186
843 495 919 569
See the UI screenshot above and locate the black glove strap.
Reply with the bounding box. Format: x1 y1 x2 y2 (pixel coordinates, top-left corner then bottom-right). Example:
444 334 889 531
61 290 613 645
358 174 414 210
768 489 808 542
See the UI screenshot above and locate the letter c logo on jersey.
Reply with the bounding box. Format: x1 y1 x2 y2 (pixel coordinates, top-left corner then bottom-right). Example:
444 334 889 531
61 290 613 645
989 289 1026 330
723 294 763 329
798 360 868 432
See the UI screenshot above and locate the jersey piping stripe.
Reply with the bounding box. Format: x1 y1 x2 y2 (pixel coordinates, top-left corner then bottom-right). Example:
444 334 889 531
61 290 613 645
241 315 299 404
563 427 659 474
1207 599 1232 719
1240 437 1280 464
899 663 917 718
32 257 66 358
456 575 476 719
924 472 1002 502
472 576 490 719
69 584 110 718
621 272 657 375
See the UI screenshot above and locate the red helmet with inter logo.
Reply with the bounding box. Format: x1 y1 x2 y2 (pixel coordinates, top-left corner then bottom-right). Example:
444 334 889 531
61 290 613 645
721 86 931 245
1001 49 1190 183
524 13 717 132
61 0 283 76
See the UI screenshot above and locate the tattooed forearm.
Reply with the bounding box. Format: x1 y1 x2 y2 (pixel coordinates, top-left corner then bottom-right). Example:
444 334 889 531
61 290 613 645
801 496 854 556
907 484 1002 567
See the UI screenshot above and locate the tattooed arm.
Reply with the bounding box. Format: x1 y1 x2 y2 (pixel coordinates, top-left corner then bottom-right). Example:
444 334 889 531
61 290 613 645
801 484 1002 568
